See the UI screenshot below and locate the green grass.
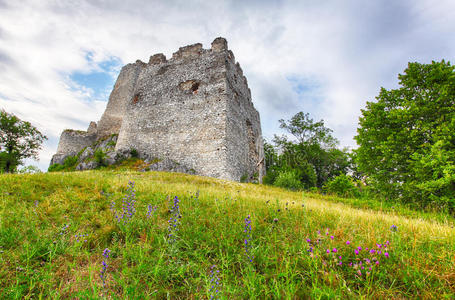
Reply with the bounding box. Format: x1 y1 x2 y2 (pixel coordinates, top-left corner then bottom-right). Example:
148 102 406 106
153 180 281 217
0 170 454 299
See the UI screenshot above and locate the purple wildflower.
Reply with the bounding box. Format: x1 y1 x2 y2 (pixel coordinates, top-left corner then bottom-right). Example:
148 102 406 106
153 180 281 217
146 204 157 218
244 215 253 263
208 265 221 300
346 240 350 245
100 248 110 287
112 181 136 223
168 196 181 244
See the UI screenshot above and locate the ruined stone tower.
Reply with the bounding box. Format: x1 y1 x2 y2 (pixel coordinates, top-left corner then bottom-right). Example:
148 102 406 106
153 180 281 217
51 37 265 182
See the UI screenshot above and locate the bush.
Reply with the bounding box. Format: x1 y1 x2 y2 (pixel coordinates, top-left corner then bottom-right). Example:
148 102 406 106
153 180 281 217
48 155 78 172
274 169 303 191
323 174 359 198
130 148 139 158
94 149 107 166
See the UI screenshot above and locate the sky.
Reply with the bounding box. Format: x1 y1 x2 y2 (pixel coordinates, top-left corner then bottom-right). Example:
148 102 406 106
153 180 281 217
0 0 454 171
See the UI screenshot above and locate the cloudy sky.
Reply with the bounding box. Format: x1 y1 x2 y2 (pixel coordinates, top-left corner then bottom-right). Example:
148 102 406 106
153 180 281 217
1 0 454 170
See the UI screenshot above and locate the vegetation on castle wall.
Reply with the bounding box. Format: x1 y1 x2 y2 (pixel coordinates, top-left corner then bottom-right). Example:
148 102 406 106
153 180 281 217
48 155 78 172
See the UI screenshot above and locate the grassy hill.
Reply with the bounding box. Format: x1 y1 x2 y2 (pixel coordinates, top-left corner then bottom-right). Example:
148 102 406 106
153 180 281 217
0 170 454 299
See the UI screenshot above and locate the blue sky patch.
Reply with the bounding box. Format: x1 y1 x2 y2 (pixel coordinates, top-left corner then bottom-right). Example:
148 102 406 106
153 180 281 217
69 53 122 100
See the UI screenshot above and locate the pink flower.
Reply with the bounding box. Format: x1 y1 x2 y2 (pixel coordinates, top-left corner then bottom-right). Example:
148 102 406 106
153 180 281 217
332 248 337 253
375 261 379 265
346 240 350 245
326 249 330 254
330 235 334 240
355 249 359 255
384 252 389 258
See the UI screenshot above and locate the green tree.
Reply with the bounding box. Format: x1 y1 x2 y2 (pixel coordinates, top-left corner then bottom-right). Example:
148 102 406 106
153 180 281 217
355 60 455 212
0 110 47 173
269 112 350 188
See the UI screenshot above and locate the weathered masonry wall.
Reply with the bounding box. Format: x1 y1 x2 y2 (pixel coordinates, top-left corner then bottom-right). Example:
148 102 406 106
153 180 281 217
50 37 265 182
96 63 144 139
50 129 96 165
115 39 230 179
224 49 265 181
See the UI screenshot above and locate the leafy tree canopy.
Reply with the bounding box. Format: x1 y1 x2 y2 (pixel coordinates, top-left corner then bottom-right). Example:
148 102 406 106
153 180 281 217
265 112 351 188
0 110 47 173
355 60 455 212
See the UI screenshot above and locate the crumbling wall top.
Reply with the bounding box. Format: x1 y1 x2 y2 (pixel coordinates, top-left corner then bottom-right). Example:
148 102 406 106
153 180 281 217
172 43 203 59
211 37 228 52
148 53 167 65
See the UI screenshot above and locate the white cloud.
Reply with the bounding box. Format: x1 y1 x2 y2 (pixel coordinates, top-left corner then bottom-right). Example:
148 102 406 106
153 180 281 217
0 0 454 170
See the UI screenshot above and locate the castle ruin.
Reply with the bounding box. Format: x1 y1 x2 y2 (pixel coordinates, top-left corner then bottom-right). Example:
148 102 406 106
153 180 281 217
51 37 265 182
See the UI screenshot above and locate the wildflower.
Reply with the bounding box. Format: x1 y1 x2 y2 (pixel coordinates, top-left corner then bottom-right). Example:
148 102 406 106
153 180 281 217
273 218 278 223
168 196 181 244
370 249 375 254
244 215 254 262
346 240 350 245
338 261 342 266
330 235 334 240
146 205 157 218
375 261 379 265
306 238 311 243
208 265 221 300
391 225 397 232
357 246 362 251
332 248 337 253
384 252 389 258
112 181 136 223
326 249 330 254
100 248 110 287
355 249 359 255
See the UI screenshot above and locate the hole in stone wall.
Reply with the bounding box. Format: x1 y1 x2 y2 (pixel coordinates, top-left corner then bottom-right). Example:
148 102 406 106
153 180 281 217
178 80 200 94
191 82 199 92
132 93 141 104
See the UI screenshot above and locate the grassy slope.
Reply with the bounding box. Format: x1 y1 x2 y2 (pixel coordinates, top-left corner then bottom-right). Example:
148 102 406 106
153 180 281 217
0 170 454 299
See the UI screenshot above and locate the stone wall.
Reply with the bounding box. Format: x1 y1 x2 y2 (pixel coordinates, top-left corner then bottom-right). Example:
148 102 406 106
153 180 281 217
96 62 144 139
224 48 265 181
50 37 265 182
50 129 96 165
115 40 229 178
